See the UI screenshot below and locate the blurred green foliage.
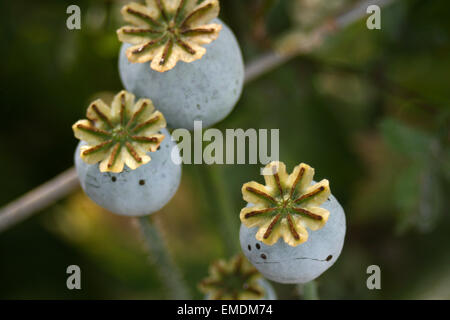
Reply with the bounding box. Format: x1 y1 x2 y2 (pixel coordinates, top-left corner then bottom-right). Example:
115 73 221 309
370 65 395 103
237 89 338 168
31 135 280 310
0 0 449 299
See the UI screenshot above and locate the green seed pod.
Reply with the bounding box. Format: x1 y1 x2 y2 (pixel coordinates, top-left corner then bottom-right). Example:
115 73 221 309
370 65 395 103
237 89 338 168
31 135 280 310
199 254 277 300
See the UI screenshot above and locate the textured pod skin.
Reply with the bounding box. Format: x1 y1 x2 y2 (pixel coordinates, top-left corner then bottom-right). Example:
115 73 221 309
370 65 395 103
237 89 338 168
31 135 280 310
240 193 346 284
119 19 244 130
75 128 181 216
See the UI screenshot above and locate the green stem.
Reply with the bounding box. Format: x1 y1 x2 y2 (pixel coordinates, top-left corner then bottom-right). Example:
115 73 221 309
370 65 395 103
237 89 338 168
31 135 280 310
138 216 191 299
300 281 319 300
199 164 240 256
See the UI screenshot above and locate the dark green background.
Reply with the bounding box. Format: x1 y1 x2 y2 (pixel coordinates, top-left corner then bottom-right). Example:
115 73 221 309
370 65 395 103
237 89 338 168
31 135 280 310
0 0 449 299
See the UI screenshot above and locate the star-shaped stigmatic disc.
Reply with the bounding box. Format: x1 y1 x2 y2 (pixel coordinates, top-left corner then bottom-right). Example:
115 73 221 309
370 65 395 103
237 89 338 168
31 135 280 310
117 0 222 72
199 254 265 300
240 161 331 247
72 90 166 173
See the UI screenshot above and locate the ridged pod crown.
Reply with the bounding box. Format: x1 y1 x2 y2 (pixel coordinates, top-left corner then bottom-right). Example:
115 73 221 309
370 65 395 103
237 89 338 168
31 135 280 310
117 0 222 72
199 254 266 300
72 90 166 173
240 161 331 247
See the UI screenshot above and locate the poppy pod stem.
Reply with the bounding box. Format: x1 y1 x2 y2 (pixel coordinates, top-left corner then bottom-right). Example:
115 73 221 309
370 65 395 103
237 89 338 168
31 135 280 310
299 281 319 300
199 164 240 256
138 216 191 299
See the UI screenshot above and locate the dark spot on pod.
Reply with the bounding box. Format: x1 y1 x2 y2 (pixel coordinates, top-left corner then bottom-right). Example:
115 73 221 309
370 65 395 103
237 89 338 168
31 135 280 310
139 179 145 186
261 254 267 260
256 243 261 250
157 146 161 151
111 177 117 182
326 255 333 261
328 198 331 201
248 245 251 251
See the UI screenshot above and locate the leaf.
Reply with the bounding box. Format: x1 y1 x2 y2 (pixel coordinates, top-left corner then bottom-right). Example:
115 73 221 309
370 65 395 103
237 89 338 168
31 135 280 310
380 118 432 160
394 158 445 234
394 163 421 216
417 165 445 233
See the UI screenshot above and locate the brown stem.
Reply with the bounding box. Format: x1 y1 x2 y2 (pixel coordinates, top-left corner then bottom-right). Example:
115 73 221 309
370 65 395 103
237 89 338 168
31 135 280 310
244 207 276 219
287 214 300 240
126 7 162 27
292 208 323 221
263 214 281 239
125 142 142 163
245 186 276 203
289 167 305 198
131 115 160 133
294 186 325 204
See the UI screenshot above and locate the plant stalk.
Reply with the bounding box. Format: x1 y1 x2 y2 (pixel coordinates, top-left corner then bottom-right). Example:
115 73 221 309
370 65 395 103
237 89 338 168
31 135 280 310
138 216 191 299
199 164 240 256
301 281 319 300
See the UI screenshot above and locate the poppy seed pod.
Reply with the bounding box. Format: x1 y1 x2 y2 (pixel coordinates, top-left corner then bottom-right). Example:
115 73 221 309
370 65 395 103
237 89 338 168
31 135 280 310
119 18 244 130
73 90 181 216
199 254 277 300
239 161 346 284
